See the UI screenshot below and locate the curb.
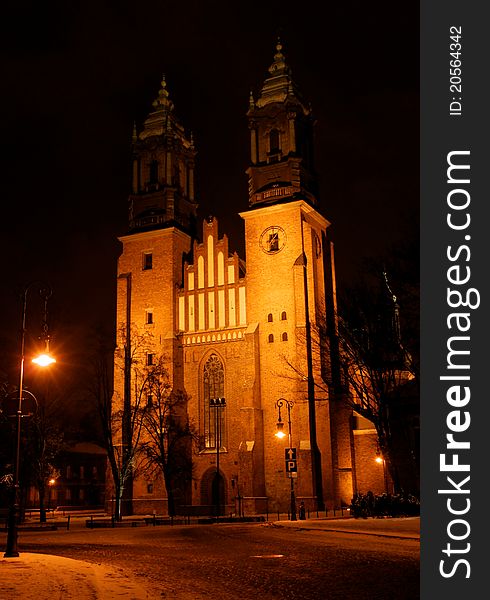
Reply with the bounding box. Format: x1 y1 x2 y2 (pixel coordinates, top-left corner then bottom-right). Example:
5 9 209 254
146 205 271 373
271 522 420 540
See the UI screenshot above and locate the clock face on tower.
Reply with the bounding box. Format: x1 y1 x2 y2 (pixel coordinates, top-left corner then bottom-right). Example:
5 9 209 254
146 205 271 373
260 226 287 254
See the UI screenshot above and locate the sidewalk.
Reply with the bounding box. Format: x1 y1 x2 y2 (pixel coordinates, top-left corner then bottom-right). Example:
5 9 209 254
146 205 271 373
0 553 152 600
272 516 420 540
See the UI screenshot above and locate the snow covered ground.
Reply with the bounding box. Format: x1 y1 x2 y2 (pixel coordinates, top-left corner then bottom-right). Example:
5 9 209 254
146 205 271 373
0 553 152 600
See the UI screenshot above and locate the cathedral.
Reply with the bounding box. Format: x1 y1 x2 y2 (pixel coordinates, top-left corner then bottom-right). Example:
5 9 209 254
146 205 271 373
113 42 384 516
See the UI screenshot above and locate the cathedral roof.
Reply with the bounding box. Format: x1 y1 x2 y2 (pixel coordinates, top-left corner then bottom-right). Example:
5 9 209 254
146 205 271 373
255 40 306 110
137 75 192 148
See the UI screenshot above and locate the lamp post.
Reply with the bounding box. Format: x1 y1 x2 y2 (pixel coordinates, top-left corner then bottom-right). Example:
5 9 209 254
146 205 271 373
210 397 226 519
275 398 297 521
4 283 56 558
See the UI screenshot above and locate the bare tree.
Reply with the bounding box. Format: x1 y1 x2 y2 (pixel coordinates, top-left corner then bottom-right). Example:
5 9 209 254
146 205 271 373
86 327 150 521
137 357 194 516
23 394 64 522
280 272 419 494
336 284 416 492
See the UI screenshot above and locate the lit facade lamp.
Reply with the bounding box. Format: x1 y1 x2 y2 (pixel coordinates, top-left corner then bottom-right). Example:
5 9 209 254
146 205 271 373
375 448 389 494
4 283 56 558
48 478 56 511
275 398 297 521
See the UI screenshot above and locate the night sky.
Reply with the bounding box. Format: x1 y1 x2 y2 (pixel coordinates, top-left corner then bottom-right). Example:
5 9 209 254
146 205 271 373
0 1 418 383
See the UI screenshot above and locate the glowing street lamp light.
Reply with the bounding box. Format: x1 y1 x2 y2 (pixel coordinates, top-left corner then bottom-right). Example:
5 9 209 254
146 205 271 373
4 283 56 559
32 352 56 367
274 418 286 439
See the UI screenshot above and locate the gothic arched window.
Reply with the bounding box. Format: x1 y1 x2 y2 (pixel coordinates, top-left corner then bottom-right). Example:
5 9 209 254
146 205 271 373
268 334 274 343
281 311 287 320
267 313 273 322
203 354 226 449
282 332 288 341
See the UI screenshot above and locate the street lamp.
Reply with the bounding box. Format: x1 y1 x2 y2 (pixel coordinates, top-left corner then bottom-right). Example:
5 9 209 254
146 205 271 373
210 397 226 519
4 283 56 558
275 398 297 521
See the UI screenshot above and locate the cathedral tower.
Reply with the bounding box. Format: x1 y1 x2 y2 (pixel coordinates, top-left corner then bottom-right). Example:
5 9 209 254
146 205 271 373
114 79 195 512
246 40 317 208
241 41 349 509
129 76 197 235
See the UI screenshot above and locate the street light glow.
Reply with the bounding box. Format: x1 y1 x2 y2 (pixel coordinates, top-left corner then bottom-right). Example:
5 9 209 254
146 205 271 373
32 353 56 367
375 455 383 464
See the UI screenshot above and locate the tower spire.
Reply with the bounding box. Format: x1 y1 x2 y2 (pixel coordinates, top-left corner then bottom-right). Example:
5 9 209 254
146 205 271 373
256 39 302 108
152 74 173 111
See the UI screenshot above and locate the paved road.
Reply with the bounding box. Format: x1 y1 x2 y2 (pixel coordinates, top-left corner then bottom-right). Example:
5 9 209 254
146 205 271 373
15 522 419 599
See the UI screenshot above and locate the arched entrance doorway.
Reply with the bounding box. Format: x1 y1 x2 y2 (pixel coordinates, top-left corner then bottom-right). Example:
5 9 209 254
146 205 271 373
201 468 227 516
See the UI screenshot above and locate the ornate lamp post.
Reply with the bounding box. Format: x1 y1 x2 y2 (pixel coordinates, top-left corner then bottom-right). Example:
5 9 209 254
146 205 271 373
210 397 226 519
4 283 56 558
275 398 297 521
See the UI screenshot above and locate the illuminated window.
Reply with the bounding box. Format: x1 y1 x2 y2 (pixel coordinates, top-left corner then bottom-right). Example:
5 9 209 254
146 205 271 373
143 252 153 270
281 311 287 320
203 354 226 449
146 310 154 324
267 313 273 322
268 334 274 343
147 353 155 366
282 332 288 341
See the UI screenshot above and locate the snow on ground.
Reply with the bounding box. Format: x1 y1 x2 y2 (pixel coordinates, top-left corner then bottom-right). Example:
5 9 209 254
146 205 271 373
0 553 152 600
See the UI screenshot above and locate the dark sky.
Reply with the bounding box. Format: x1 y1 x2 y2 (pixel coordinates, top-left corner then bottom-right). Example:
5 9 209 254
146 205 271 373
0 1 418 378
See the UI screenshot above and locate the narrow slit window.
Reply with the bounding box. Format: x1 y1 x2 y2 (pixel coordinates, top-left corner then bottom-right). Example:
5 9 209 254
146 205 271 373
270 129 280 153
143 252 153 270
149 160 159 184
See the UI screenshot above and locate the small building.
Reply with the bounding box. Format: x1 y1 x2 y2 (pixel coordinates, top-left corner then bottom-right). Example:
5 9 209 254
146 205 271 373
44 442 107 510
